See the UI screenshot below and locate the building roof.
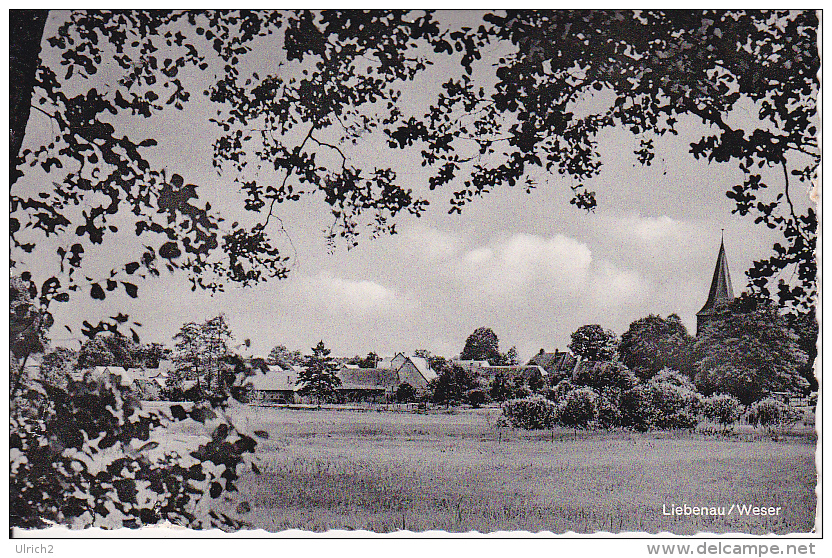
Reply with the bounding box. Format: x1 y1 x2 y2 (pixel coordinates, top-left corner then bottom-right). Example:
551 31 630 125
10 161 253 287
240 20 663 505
88 366 136 385
697 239 734 316
453 359 490 368
337 366 399 388
480 365 548 378
526 350 577 376
245 364 296 392
409 356 437 382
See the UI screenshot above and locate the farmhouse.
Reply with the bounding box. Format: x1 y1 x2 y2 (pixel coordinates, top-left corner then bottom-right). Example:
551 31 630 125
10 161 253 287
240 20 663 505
526 349 579 382
336 366 398 402
245 364 298 404
335 353 437 402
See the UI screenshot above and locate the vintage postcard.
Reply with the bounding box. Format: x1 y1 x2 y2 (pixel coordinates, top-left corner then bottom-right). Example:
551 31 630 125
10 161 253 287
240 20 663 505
9 8 820 544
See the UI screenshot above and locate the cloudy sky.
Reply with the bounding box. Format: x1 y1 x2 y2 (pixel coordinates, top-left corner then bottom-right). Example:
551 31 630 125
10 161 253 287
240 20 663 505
19 10 811 363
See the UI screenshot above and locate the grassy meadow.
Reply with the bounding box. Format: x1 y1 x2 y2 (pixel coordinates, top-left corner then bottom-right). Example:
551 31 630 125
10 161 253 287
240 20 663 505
174 405 817 535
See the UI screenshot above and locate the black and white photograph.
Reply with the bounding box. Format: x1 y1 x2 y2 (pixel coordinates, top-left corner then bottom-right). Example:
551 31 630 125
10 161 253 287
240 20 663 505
9 7 820 541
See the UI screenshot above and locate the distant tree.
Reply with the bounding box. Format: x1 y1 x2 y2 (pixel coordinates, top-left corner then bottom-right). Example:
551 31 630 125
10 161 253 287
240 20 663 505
498 346 520 366
200 315 234 393
694 296 809 404
568 325 619 362
619 314 695 380
431 362 477 405
267 344 304 368
77 334 137 369
787 309 819 393
413 349 433 361
172 315 234 396
466 388 489 408
460 327 501 364
573 361 638 392
489 372 514 402
39 347 78 388
395 382 416 403
137 342 169 368
174 322 203 388
360 351 379 368
296 341 342 406
527 367 545 392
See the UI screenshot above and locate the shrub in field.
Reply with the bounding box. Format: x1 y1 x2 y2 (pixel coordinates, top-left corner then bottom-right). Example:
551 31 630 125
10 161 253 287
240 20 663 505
651 368 696 390
620 385 657 431
558 388 598 430
595 388 623 429
501 396 558 430
549 379 576 402
466 388 489 408
573 361 638 392
489 372 514 402
746 398 802 434
702 393 744 432
647 381 702 430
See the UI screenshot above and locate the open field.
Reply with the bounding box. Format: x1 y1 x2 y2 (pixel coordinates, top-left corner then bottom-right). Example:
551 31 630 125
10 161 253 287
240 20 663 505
171 405 817 534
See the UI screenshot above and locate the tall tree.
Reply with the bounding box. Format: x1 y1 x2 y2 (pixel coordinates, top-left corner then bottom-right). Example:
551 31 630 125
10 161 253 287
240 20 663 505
619 314 695 380
296 340 342 406
694 295 809 404
568 324 619 362
460 326 501 364
172 315 234 394
77 333 138 369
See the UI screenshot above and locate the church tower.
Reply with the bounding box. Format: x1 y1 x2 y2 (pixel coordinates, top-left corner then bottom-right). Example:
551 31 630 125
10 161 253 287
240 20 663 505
696 238 735 336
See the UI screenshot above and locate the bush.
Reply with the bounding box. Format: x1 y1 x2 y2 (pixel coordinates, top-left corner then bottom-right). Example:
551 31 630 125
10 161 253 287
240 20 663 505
549 379 575 402
746 398 802 433
559 387 598 430
501 396 558 430
396 382 416 403
620 382 702 431
573 361 638 392
595 388 623 429
702 393 744 431
651 368 696 390
620 385 657 431
648 381 702 430
466 388 489 408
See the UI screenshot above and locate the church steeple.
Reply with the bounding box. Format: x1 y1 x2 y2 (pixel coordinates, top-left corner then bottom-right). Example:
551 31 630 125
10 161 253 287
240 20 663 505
696 237 735 335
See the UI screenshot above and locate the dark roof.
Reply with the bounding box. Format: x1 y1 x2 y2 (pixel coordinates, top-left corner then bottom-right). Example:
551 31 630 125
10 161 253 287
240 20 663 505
526 351 576 375
698 239 734 316
480 365 548 378
337 367 399 388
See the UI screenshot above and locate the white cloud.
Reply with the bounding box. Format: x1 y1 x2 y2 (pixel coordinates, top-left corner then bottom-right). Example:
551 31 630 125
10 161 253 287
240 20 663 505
453 233 594 299
402 224 463 260
301 271 416 316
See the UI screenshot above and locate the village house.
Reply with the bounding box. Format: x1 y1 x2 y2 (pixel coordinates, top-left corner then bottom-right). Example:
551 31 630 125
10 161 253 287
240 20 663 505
245 363 298 404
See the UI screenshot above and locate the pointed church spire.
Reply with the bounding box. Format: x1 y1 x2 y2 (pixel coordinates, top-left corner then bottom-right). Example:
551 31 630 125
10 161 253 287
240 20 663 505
696 238 735 335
